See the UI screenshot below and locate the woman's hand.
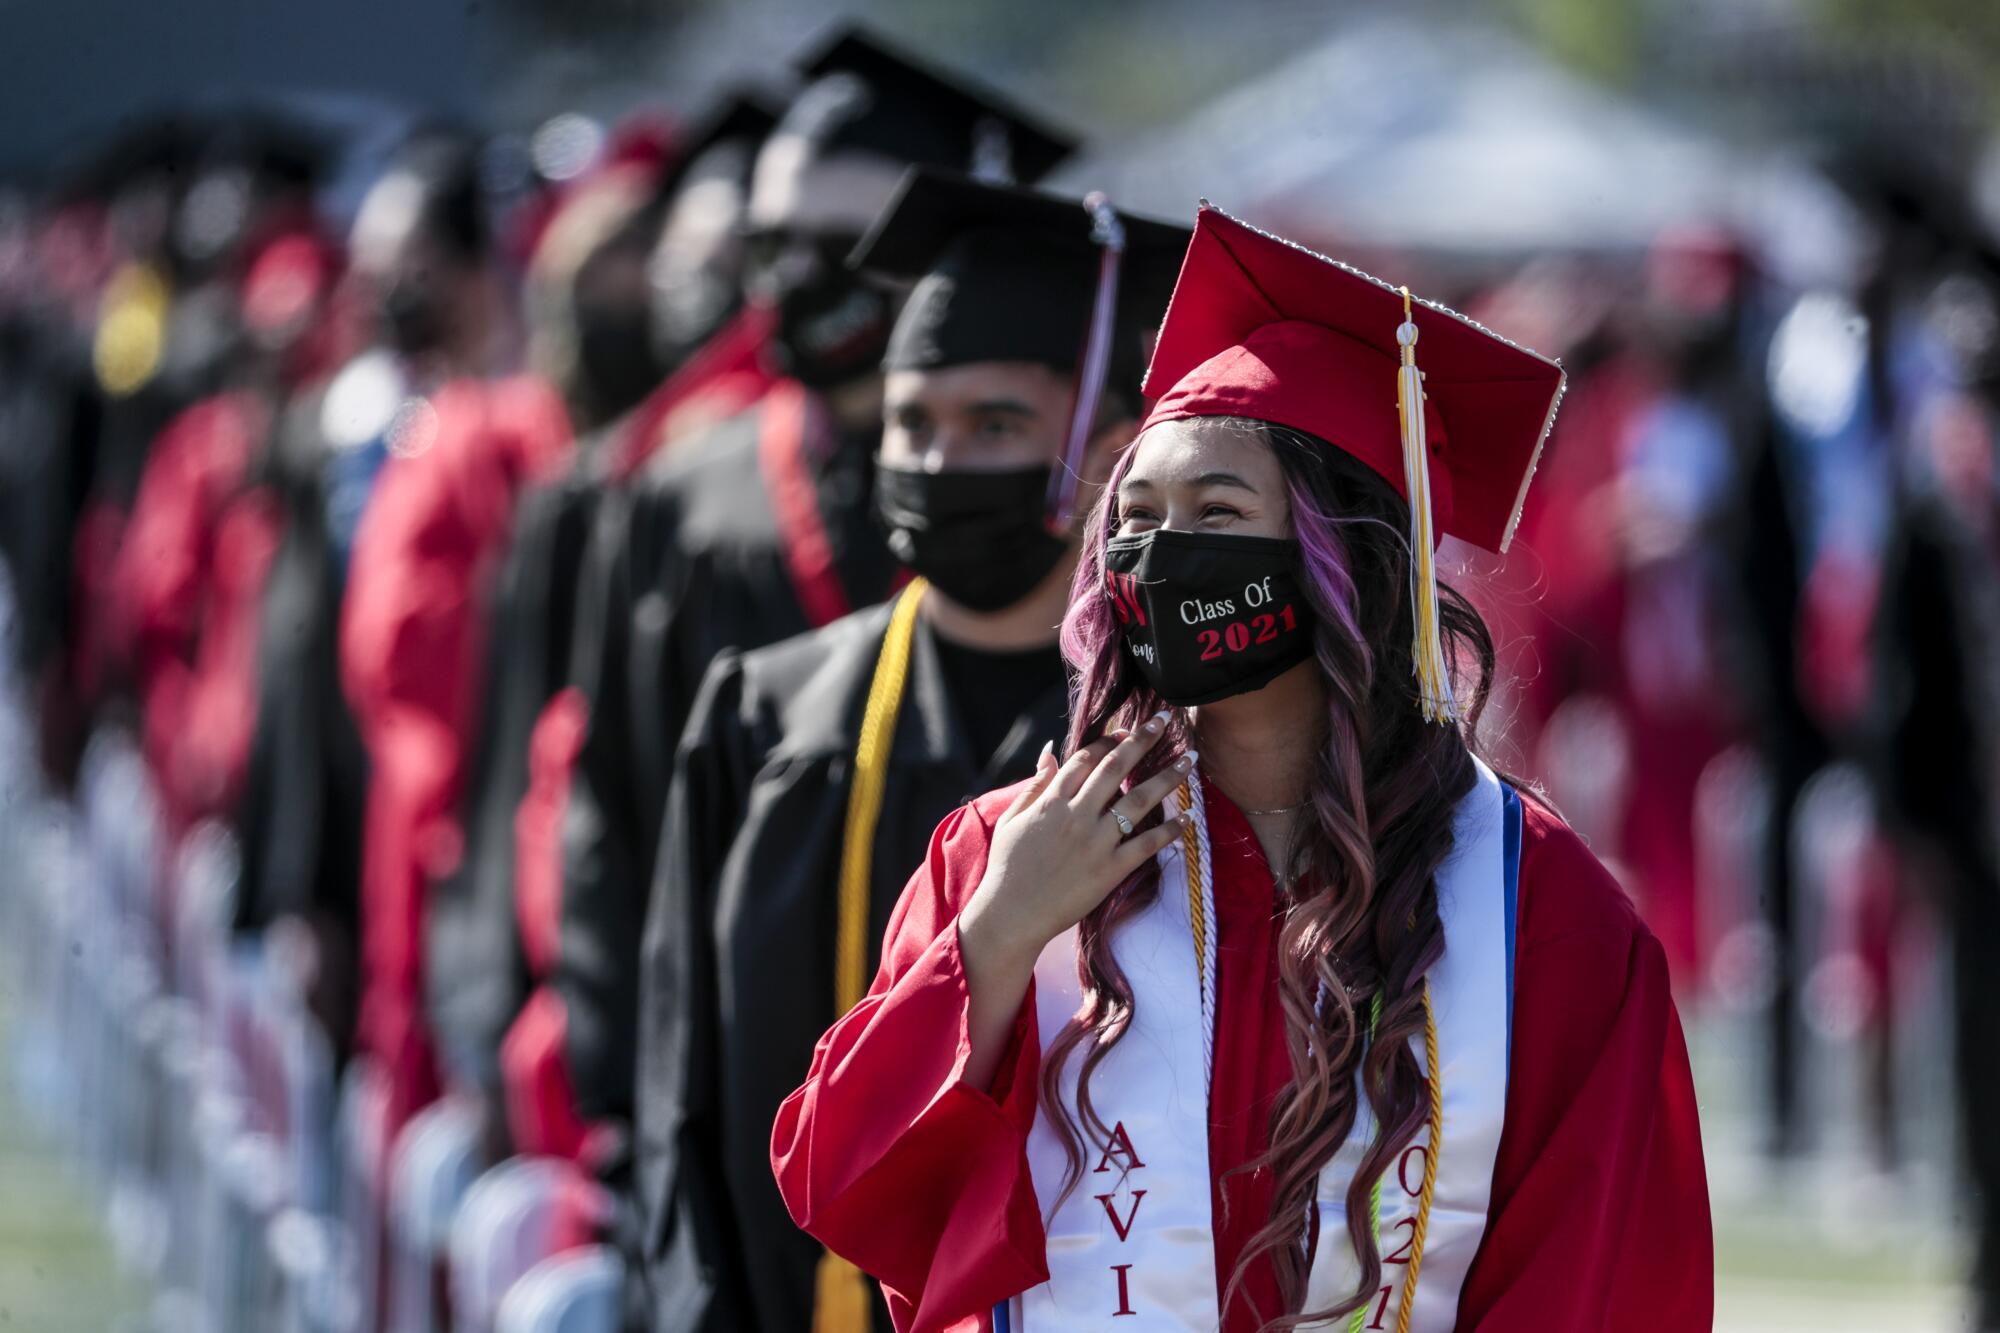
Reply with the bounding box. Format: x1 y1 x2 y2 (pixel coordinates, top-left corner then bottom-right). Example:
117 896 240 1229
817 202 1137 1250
964 713 1195 965
955 712 1197 1088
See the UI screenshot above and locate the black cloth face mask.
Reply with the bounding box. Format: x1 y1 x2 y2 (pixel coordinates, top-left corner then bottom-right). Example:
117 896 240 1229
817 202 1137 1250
380 278 448 358
1102 529 1317 706
753 233 897 391
573 299 667 426
875 463 1071 612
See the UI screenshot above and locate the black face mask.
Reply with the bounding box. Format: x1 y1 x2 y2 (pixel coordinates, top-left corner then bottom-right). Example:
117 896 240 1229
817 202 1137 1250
381 280 447 358
572 300 666 426
876 463 1071 612
1102 529 1317 706
765 268 895 390
649 262 739 370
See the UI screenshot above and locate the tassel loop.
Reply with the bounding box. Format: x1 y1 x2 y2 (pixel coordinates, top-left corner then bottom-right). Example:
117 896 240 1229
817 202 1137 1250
1046 193 1127 530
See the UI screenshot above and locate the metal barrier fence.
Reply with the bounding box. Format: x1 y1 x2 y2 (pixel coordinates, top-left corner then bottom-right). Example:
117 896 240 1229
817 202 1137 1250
0 698 620 1333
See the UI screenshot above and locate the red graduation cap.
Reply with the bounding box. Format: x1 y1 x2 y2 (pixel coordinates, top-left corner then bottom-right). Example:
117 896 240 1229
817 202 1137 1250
1140 203 1566 720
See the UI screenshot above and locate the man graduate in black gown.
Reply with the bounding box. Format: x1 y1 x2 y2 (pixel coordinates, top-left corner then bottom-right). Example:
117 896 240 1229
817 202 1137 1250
632 168 1188 1333
554 27 1076 1191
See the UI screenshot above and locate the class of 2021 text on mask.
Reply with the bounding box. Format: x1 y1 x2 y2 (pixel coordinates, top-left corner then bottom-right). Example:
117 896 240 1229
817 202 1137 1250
1102 528 1316 707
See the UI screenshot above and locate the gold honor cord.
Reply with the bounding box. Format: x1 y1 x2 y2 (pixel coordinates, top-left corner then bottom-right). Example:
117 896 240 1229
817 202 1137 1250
814 578 929 1333
1176 781 1209 994
1346 980 1442 1333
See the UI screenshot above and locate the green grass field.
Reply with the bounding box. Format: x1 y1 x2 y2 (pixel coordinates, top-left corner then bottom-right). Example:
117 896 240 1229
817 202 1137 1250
0 1051 147 1332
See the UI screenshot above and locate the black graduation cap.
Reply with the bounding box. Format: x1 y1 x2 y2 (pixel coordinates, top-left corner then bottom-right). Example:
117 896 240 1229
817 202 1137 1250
652 87 783 205
853 167 1192 523
784 25 1077 185
671 87 783 176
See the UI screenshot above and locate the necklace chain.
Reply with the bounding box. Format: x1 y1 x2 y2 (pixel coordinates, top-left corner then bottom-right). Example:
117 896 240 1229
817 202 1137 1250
1197 764 1307 818
1241 800 1308 817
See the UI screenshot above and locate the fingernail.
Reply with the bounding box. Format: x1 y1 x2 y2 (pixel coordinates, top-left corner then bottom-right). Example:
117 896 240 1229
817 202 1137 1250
1038 739 1054 763
1176 753 1196 771
1143 715 1163 735
1152 708 1173 727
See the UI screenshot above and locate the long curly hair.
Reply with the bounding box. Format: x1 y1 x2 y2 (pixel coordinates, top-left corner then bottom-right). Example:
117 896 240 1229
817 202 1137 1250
1046 416 1502 1329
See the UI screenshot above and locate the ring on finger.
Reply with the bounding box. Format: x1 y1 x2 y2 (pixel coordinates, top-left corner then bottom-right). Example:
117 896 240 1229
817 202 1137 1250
1110 808 1135 837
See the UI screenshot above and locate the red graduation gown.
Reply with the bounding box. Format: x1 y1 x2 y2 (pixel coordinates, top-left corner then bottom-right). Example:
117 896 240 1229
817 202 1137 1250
115 391 281 834
339 374 573 1138
772 779 1712 1332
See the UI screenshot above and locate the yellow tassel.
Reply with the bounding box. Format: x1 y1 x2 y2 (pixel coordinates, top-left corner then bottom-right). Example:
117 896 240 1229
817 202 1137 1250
813 1251 872 1333
1395 288 1457 725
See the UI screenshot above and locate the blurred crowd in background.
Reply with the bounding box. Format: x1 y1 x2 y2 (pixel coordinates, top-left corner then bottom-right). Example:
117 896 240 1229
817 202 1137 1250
1 1 1999 1330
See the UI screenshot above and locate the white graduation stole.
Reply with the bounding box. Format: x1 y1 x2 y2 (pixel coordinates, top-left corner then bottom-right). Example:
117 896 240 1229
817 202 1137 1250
1007 759 1517 1332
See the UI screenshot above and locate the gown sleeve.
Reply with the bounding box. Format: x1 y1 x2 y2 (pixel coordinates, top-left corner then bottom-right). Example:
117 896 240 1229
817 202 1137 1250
232 440 368 1059
1457 798 1713 1332
556 482 657 1128
557 462 725 1133
424 497 546 1110
770 793 1048 1333
633 650 756 1329
116 397 250 826
117 402 213 684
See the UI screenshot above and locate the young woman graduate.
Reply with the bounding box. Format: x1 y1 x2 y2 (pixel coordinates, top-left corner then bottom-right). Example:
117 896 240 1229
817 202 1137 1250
772 205 1713 1332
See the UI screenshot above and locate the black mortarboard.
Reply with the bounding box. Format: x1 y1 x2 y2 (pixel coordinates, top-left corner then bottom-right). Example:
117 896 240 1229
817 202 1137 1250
781 26 1077 185
667 88 783 184
853 167 1192 522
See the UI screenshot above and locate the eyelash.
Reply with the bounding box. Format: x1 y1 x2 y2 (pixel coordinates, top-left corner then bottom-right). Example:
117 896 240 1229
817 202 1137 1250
1116 503 1240 525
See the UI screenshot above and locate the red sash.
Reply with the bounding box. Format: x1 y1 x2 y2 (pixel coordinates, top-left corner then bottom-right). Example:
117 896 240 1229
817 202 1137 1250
500 688 591 1161
756 379 851 629
610 305 777 481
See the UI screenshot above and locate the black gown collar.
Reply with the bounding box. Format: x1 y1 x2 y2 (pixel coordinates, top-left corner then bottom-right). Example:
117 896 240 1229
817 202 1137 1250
897 607 1067 785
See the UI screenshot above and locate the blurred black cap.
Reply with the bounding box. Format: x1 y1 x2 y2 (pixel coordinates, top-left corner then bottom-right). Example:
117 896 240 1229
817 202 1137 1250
780 25 1078 185
856 166 1188 391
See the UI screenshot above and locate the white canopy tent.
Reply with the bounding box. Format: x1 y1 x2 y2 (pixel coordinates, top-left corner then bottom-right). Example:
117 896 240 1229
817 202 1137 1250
1056 16 1863 285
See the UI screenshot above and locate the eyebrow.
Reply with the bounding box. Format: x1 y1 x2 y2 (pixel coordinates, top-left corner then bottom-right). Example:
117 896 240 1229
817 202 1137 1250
1120 470 1260 494
1195 470 1259 492
967 398 1038 417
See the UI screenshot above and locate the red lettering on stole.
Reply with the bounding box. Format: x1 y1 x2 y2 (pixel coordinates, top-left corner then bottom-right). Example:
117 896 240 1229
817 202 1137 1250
1398 1143 1428 1197
1092 1121 1146 1173
1093 1189 1147 1242
1097 1121 1147 1314
1110 1263 1137 1316
1383 1214 1417 1264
